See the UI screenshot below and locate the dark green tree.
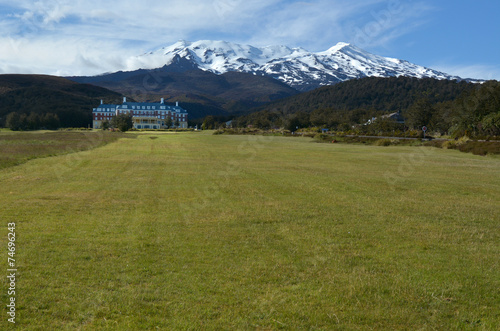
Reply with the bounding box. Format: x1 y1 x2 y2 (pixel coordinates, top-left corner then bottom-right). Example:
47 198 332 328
165 117 173 128
18 114 28 131
111 114 133 132
27 112 41 130
101 120 111 131
479 111 500 136
285 112 310 131
405 99 434 130
6 112 22 131
201 116 216 130
42 113 60 130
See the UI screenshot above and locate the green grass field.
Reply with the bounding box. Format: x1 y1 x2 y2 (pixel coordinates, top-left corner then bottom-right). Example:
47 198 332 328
1 132 499 330
0 131 129 169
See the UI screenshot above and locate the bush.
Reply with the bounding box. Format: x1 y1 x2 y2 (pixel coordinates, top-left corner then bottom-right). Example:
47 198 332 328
313 133 330 142
454 141 500 156
374 138 400 146
480 111 500 136
101 120 111 131
111 114 133 132
443 136 471 149
427 137 500 156
441 140 500 155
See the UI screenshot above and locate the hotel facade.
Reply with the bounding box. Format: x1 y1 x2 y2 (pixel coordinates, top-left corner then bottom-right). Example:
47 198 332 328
93 98 188 130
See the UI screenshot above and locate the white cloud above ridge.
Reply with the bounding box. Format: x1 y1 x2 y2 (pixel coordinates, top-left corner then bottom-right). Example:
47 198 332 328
0 0 482 77
432 63 500 82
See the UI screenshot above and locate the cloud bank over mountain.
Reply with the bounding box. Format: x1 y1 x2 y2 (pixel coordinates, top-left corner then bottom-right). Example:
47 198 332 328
0 1 498 79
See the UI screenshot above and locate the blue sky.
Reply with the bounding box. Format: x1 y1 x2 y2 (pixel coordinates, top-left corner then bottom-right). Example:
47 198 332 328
0 0 498 79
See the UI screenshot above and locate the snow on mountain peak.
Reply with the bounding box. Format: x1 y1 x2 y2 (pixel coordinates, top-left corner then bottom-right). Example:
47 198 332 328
320 42 352 55
126 40 467 91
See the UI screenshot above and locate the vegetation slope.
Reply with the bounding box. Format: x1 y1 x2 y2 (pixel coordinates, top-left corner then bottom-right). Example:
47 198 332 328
0 75 123 128
68 67 300 119
234 77 500 137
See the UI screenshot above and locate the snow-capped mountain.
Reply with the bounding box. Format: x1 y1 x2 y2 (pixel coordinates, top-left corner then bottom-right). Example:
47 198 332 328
125 40 469 91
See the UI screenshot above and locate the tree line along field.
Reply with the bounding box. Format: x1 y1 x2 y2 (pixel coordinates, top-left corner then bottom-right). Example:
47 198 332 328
0 131 498 330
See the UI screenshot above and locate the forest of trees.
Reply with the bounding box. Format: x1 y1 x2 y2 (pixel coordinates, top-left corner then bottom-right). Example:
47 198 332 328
5 112 61 131
227 78 500 137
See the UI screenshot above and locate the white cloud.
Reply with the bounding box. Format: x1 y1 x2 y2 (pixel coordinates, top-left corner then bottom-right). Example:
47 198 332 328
0 35 132 76
0 0 436 75
432 64 500 81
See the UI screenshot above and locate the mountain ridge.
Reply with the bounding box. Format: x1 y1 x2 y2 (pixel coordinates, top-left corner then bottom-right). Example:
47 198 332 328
123 40 480 91
66 40 484 119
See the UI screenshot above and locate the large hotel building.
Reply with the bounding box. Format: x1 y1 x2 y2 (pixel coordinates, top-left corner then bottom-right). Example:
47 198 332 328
93 97 188 130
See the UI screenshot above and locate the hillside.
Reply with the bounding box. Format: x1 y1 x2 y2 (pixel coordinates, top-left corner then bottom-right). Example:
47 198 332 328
0 75 123 128
68 65 300 119
253 76 476 114
235 77 500 137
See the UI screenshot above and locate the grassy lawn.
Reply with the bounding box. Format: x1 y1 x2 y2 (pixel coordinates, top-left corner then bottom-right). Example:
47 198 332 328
0 130 130 169
0 132 498 330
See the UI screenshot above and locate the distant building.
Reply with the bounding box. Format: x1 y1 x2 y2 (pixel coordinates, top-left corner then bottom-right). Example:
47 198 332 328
382 111 405 124
92 102 116 129
366 111 405 125
93 97 188 130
